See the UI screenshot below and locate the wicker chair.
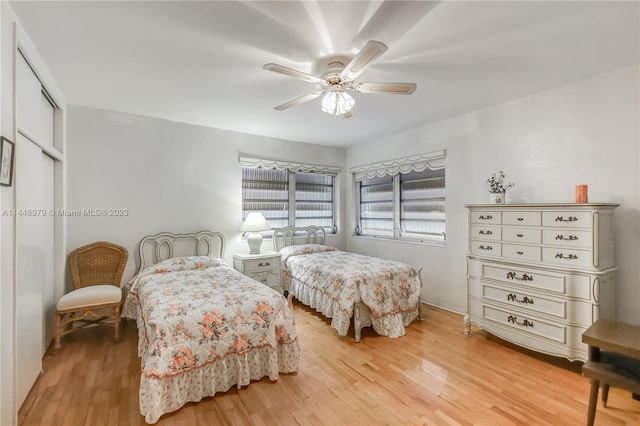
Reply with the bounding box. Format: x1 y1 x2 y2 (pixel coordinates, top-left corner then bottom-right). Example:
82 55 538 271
55 241 128 349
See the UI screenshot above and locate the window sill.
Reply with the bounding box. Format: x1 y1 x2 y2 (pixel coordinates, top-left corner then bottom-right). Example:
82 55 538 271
351 234 446 248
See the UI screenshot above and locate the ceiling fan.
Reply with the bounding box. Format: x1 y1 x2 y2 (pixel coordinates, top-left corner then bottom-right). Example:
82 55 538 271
263 40 417 118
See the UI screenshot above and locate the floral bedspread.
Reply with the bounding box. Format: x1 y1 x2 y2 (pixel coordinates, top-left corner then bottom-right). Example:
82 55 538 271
280 245 421 338
122 256 299 423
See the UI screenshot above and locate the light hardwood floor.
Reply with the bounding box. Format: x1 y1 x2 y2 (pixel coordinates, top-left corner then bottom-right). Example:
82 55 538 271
19 303 640 425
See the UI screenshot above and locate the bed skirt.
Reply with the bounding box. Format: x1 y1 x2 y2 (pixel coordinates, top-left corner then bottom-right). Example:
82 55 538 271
284 272 419 338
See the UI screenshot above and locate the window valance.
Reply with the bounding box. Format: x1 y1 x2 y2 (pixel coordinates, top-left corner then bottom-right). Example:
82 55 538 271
349 150 445 182
239 156 340 176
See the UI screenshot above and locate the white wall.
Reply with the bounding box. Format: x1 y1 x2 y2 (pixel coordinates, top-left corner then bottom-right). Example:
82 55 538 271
66 107 347 284
347 65 640 324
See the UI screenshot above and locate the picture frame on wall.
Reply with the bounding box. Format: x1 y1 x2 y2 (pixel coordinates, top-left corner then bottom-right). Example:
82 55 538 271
0 137 15 186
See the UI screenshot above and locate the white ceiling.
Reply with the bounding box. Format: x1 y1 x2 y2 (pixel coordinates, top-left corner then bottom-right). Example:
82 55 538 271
9 1 639 148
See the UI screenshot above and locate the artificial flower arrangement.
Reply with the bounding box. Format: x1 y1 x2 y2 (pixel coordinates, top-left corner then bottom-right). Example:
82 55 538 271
487 171 514 193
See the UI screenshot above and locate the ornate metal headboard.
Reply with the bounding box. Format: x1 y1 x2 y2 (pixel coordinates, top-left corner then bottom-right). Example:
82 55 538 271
137 230 225 273
272 226 326 252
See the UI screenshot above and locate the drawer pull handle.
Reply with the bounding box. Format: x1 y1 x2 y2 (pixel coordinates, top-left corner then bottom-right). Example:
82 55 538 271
479 215 493 220
507 293 534 304
258 261 271 267
517 251 524 255
506 272 533 282
555 234 578 241
479 245 493 251
517 217 524 221
516 234 523 238
555 216 578 222
507 315 534 328
555 253 578 260
479 230 493 235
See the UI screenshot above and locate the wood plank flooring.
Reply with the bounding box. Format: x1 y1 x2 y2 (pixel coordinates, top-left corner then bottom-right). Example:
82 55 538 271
19 303 640 425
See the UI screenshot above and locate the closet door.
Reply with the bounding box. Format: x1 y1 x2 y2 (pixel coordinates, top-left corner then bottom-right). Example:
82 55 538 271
15 135 55 407
15 49 57 409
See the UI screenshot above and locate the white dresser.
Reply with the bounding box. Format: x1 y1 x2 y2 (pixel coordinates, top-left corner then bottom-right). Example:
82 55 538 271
233 251 283 294
464 203 618 361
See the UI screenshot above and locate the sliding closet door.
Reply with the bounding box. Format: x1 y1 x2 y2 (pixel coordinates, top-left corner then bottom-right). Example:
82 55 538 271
15 134 55 407
15 49 57 408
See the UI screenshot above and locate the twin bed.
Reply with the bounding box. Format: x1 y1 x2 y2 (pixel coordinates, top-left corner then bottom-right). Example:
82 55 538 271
122 231 299 423
274 226 423 342
123 228 422 423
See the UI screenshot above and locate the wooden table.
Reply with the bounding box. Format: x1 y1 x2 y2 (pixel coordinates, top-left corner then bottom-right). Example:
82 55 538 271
581 319 640 425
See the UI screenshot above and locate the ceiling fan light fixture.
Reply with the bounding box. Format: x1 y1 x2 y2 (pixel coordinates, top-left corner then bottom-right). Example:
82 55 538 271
321 87 355 117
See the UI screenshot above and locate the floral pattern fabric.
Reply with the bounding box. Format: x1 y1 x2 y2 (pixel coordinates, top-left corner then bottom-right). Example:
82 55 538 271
281 246 421 338
122 256 299 423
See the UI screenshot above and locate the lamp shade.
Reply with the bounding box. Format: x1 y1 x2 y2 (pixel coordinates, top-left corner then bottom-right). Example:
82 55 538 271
241 212 270 254
240 212 270 232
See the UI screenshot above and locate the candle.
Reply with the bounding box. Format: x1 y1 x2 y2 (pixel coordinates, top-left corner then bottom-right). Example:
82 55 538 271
576 185 588 203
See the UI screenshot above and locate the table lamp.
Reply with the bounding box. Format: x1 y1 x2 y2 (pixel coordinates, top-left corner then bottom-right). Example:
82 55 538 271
240 212 270 254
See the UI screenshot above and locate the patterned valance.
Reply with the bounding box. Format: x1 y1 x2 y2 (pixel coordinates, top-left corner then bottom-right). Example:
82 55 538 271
349 150 445 181
239 156 340 176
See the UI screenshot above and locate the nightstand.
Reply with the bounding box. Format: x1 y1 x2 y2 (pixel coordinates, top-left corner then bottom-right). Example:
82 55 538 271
232 251 282 294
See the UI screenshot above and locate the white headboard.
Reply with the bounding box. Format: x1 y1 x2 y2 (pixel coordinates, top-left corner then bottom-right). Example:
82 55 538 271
272 226 326 252
138 230 225 273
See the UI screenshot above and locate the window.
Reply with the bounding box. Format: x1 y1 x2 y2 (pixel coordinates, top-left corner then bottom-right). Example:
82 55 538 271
240 157 339 233
399 168 446 240
359 174 394 237
294 171 334 229
353 151 445 244
242 168 289 229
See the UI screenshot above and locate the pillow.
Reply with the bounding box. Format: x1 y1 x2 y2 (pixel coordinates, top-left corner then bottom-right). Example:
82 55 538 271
141 256 226 276
279 244 337 263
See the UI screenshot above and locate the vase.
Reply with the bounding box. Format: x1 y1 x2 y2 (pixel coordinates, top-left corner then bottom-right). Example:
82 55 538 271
489 192 505 204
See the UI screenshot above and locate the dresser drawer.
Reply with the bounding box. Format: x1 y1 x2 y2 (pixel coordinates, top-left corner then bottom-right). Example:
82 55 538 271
502 211 541 226
470 225 501 241
543 211 591 228
470 241 501 256
503 227 541 244
475 301 566 344
474 280 594 325
542 229 592 249
543 247 592 268
467 259 593 299
470 211 500 224
503 244 541 262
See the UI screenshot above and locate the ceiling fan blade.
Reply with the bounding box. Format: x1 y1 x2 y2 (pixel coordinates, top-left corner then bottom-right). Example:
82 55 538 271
341 40 388 80
354 82 417 95
263 63 325 84
274 91 323 111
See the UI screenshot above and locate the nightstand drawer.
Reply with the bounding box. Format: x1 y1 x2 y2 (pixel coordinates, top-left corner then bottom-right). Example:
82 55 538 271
233 254 281 274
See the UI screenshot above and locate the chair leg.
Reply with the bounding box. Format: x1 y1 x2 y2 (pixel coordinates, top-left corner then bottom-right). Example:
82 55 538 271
601 383 610 407
114 306 121 342
55 313 62 349
587 379 599 426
